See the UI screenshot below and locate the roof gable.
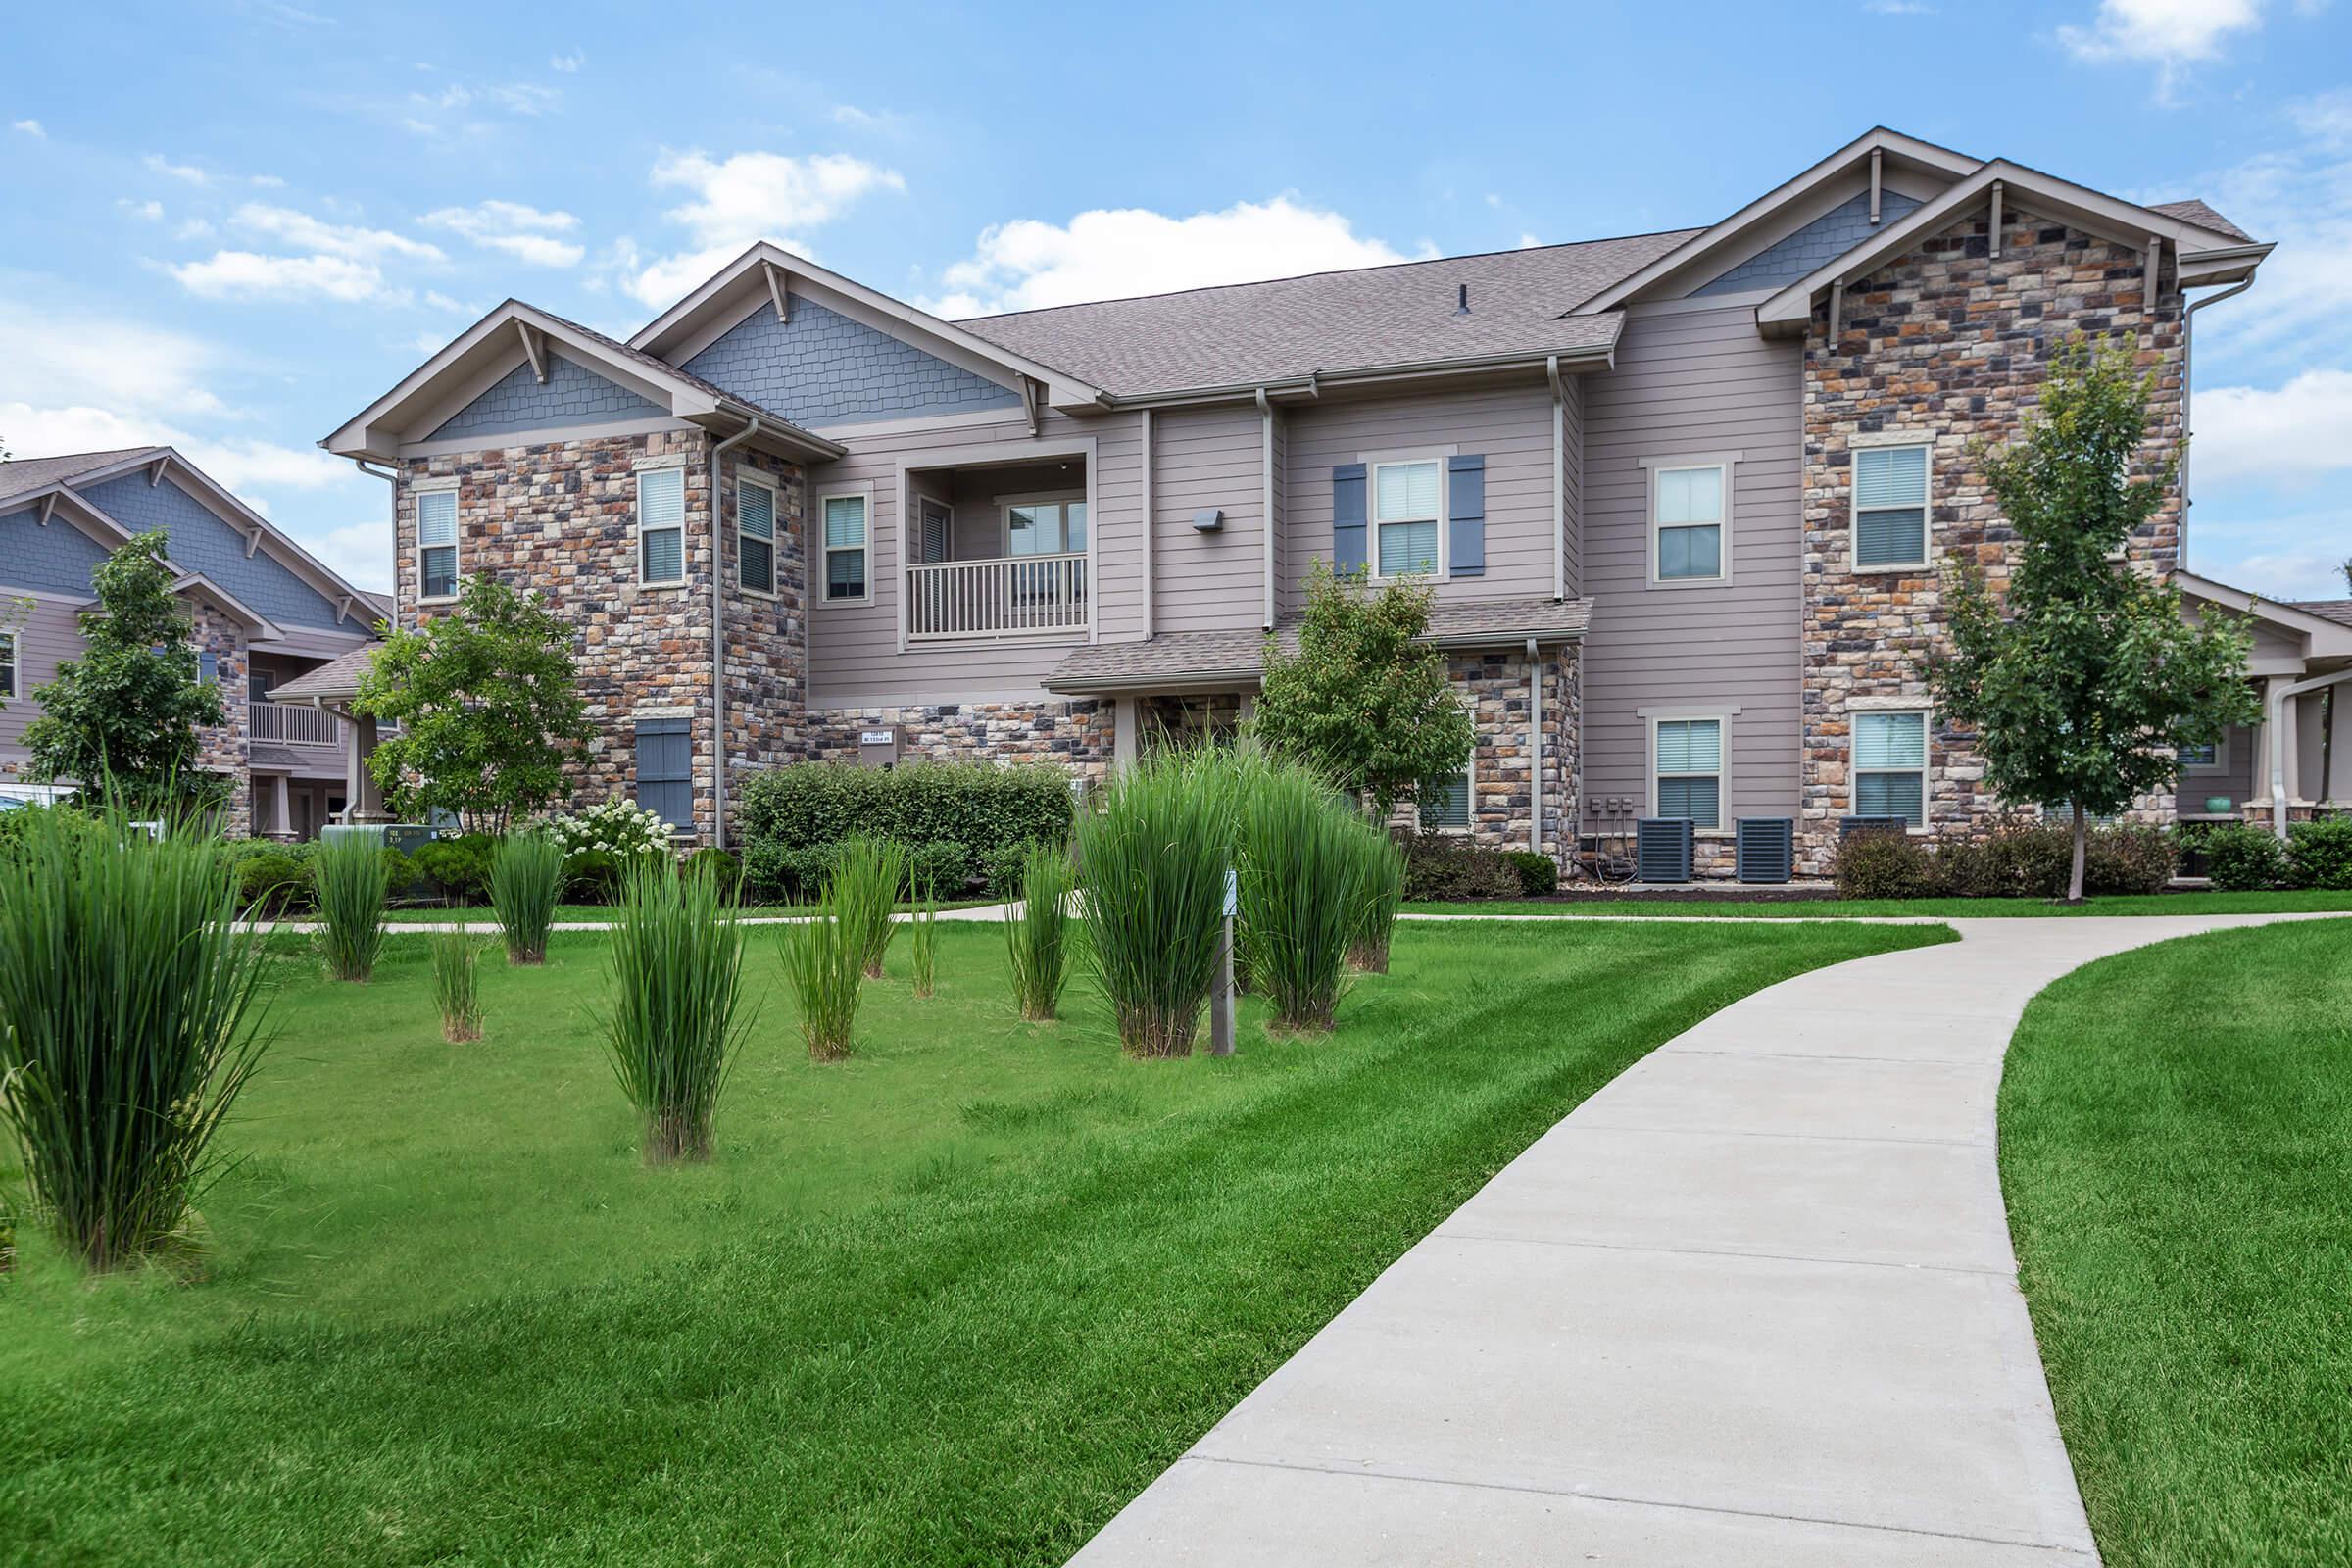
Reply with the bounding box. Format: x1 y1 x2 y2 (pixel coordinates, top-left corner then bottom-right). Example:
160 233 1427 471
1689 188 1925 297
681 294 1023 429
430 350 665 441
0 499 116 596
77 471 349 631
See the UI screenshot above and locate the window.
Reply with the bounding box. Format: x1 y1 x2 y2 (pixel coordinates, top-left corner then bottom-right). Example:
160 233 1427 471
1654 718 1724 829
1653 465 1726 582
1372 459 1442 578
0 631 15 700
637 466 686 586
249 669 273 703
737 474 775 595
197 651 219 687
2180 738 2223 770
1005 498 1086 556
1853 710 1929 826
1853 444 1930 569
635 718 693 831
417 487 459 600
820 491 869 604
1420 765 1472 833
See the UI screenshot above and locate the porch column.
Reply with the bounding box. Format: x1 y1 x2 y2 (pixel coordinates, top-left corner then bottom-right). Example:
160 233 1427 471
1236 690 1257 727
2295 688 2327 804
1111 697 1139 775
2327 689 2347 804
344 711 388 823
271 773 293 841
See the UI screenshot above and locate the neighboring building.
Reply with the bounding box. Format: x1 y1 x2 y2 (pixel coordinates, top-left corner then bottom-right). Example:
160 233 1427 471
321 126 2340 876
0 446 387 838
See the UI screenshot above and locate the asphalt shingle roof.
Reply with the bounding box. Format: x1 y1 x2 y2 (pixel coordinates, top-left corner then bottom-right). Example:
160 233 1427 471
266 644 380 704
2292 600 2352 630
2146 199 2255 244
957 233 1697 398
0 446 163 509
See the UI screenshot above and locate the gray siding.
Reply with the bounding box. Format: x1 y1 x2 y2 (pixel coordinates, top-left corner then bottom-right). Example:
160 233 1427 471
1152 405 1265 634
430 352 663 441
0 595 86 758
0 506 112 596
1560 372 1585 598
1690 190 1925 297
685 297 1023 430
1281 383 1559 611
77 474 350 631
1577 304 1804 831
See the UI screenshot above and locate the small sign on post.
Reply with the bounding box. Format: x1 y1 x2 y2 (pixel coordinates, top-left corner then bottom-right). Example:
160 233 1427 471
1209 868 1237 1056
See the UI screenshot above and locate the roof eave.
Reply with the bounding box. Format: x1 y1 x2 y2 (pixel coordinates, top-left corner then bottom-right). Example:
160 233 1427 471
1102 336 1621 411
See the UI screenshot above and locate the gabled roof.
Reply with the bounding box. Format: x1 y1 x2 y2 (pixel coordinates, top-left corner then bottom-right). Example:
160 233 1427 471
2293 600 2352 630
266 641 379 705
322 298 848 465
2147 199 2252 244
2177 572 2352 659
0 446 161 508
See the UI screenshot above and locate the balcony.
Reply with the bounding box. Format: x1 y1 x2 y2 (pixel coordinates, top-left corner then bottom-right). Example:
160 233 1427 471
906 552 1088 641
250 700 342 747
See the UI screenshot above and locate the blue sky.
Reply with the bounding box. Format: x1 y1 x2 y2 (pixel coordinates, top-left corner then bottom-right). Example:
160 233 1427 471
4 0 2347 599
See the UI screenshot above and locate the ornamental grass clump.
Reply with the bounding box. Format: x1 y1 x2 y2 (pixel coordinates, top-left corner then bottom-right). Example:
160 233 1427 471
1074 749 1243 1058
601 858 748 1163
1234 756 1374 1032
431 931 486 1043
908 896 938 1000
489 830 564 964
1348 828 1408 975
832 835 905 979
0 804 270 1272
781 885 864 1061
313 830 389 982
1004 843 1075 1021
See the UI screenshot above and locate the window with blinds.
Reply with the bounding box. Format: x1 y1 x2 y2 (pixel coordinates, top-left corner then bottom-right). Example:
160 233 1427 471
1653 465 1726 581
1373 459 1441 578
417 488 459 599
822 493 868 603
1853 445 1929 568
0 632 15 700
1419 767 1472 831
738 476 775 595
637 466 686 585
1853 710 1928 825
1654 717 1724 829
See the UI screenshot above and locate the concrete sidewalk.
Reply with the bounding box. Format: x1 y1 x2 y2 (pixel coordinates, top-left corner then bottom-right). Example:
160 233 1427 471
1070 913 2344 1567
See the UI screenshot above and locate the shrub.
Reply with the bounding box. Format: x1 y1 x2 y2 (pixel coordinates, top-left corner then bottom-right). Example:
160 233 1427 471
314 831 390 981
563 848 626 905
741 839 829 902
1833 830 1944 900
2285 816 2352 890
979 840 1034 899
1400 832 1519 902
1075 749 1242 1058
546 798 674 861
736 760 1070 889
0 803 270 1271
602 858 747 1161
1234 758 1374 1032
490 831 564 963
1348 829 1408 975
2082 825 2176 895
230 843 314 915
431 931 485 1043
1004 844 1075 1021
904 839 972 899
684 846 744 902
1504 850 1559 897
831 836 905 979
781 888 863 1061
2204 823 2287 892
414 833 498 905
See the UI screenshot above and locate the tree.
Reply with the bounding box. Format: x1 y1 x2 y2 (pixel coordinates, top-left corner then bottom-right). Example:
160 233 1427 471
354 573 594 835
1250 561 1476 820
1932 336 2259 903
24 530 225 811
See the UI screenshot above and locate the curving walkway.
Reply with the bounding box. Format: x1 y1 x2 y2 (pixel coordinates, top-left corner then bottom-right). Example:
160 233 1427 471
1070 913 2345 1567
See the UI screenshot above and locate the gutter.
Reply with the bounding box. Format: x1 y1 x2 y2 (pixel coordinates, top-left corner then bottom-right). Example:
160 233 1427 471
1099 341 1619 412
709 416 762 851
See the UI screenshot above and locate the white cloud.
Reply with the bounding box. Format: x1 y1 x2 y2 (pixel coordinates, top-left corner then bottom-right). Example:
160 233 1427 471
2288 87 2352 149
0 303 231 419
620 149 904 306
119 198 164 220
174 218 215 241
1865 0 1936 13
231 202 444 262
1516 232 1542 249
301 519 395 594
11 118 43 138
250 173 286 189
2057 0 2264 100
144 153 209 184
928 195 1424 318
550 51 585 73
169 250 395 303
2193 368 2352 485
419 200 583 267
422 290 475 315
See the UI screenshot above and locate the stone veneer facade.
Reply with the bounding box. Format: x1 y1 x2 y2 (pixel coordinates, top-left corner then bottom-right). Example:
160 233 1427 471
191 603 252 840
807 699 1114 785
1795 204 2185 874
1448 647 1580 861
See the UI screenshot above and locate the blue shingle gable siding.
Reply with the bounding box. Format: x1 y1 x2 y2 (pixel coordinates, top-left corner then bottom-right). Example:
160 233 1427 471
1690 190 1926 297
0 505 114 596
76 473 350 630
683 296 1022 429
429 352 665 441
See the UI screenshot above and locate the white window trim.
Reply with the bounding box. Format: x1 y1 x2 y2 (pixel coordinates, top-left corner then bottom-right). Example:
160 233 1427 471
1849 440 1934 574
1639 452 1740 589
1367 455 1448 585
414 480 462 605
1419 755 1477 836
994 489 1088 557
634 465 688 590
815 484 875 609
735 470 778 600
0 629 17 701
1643 710 1733 837
1849 702 1933 834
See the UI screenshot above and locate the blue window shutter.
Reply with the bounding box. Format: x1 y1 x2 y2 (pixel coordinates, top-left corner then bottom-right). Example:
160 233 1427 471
1331 464 1367 575
1448 455 1485 576
635 718 694 829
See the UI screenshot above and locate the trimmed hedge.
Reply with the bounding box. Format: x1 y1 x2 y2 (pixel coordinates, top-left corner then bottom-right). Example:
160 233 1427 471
1401 832 1520 901
2206 823 2288 892
1504 850 1559 897
2286 816 2352 890
736 761 1071 900
1835 822 2178 901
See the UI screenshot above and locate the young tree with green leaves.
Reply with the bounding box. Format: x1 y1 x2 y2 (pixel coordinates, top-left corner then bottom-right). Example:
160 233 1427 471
354 573 593 836
1250 561 1476 819
23 530 225 812
1932 336 2258 904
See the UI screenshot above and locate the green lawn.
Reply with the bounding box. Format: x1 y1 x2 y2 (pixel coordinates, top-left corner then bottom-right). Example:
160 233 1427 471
3 916 1944 1566
2000 919 2352 1566
372 896 998 924
1406 889 2352 919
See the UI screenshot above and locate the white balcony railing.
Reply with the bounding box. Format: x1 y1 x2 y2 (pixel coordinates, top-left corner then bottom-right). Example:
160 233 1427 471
906 552 1088 641
251 700 342 747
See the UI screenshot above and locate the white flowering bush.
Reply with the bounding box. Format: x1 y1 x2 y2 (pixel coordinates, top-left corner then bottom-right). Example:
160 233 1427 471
545 798 674 859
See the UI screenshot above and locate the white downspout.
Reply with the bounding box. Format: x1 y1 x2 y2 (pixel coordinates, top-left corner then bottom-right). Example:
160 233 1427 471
1140 407 1155 639
1256 387 1275 631
710 417 761 851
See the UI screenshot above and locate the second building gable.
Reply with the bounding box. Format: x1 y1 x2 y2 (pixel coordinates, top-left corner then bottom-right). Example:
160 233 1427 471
682 295 1022 430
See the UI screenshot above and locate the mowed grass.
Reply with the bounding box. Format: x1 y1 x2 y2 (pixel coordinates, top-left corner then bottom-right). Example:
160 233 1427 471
2000 918 2352 1566
1406 888 2352 919
373 896 997 924
4 917 1945 1566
